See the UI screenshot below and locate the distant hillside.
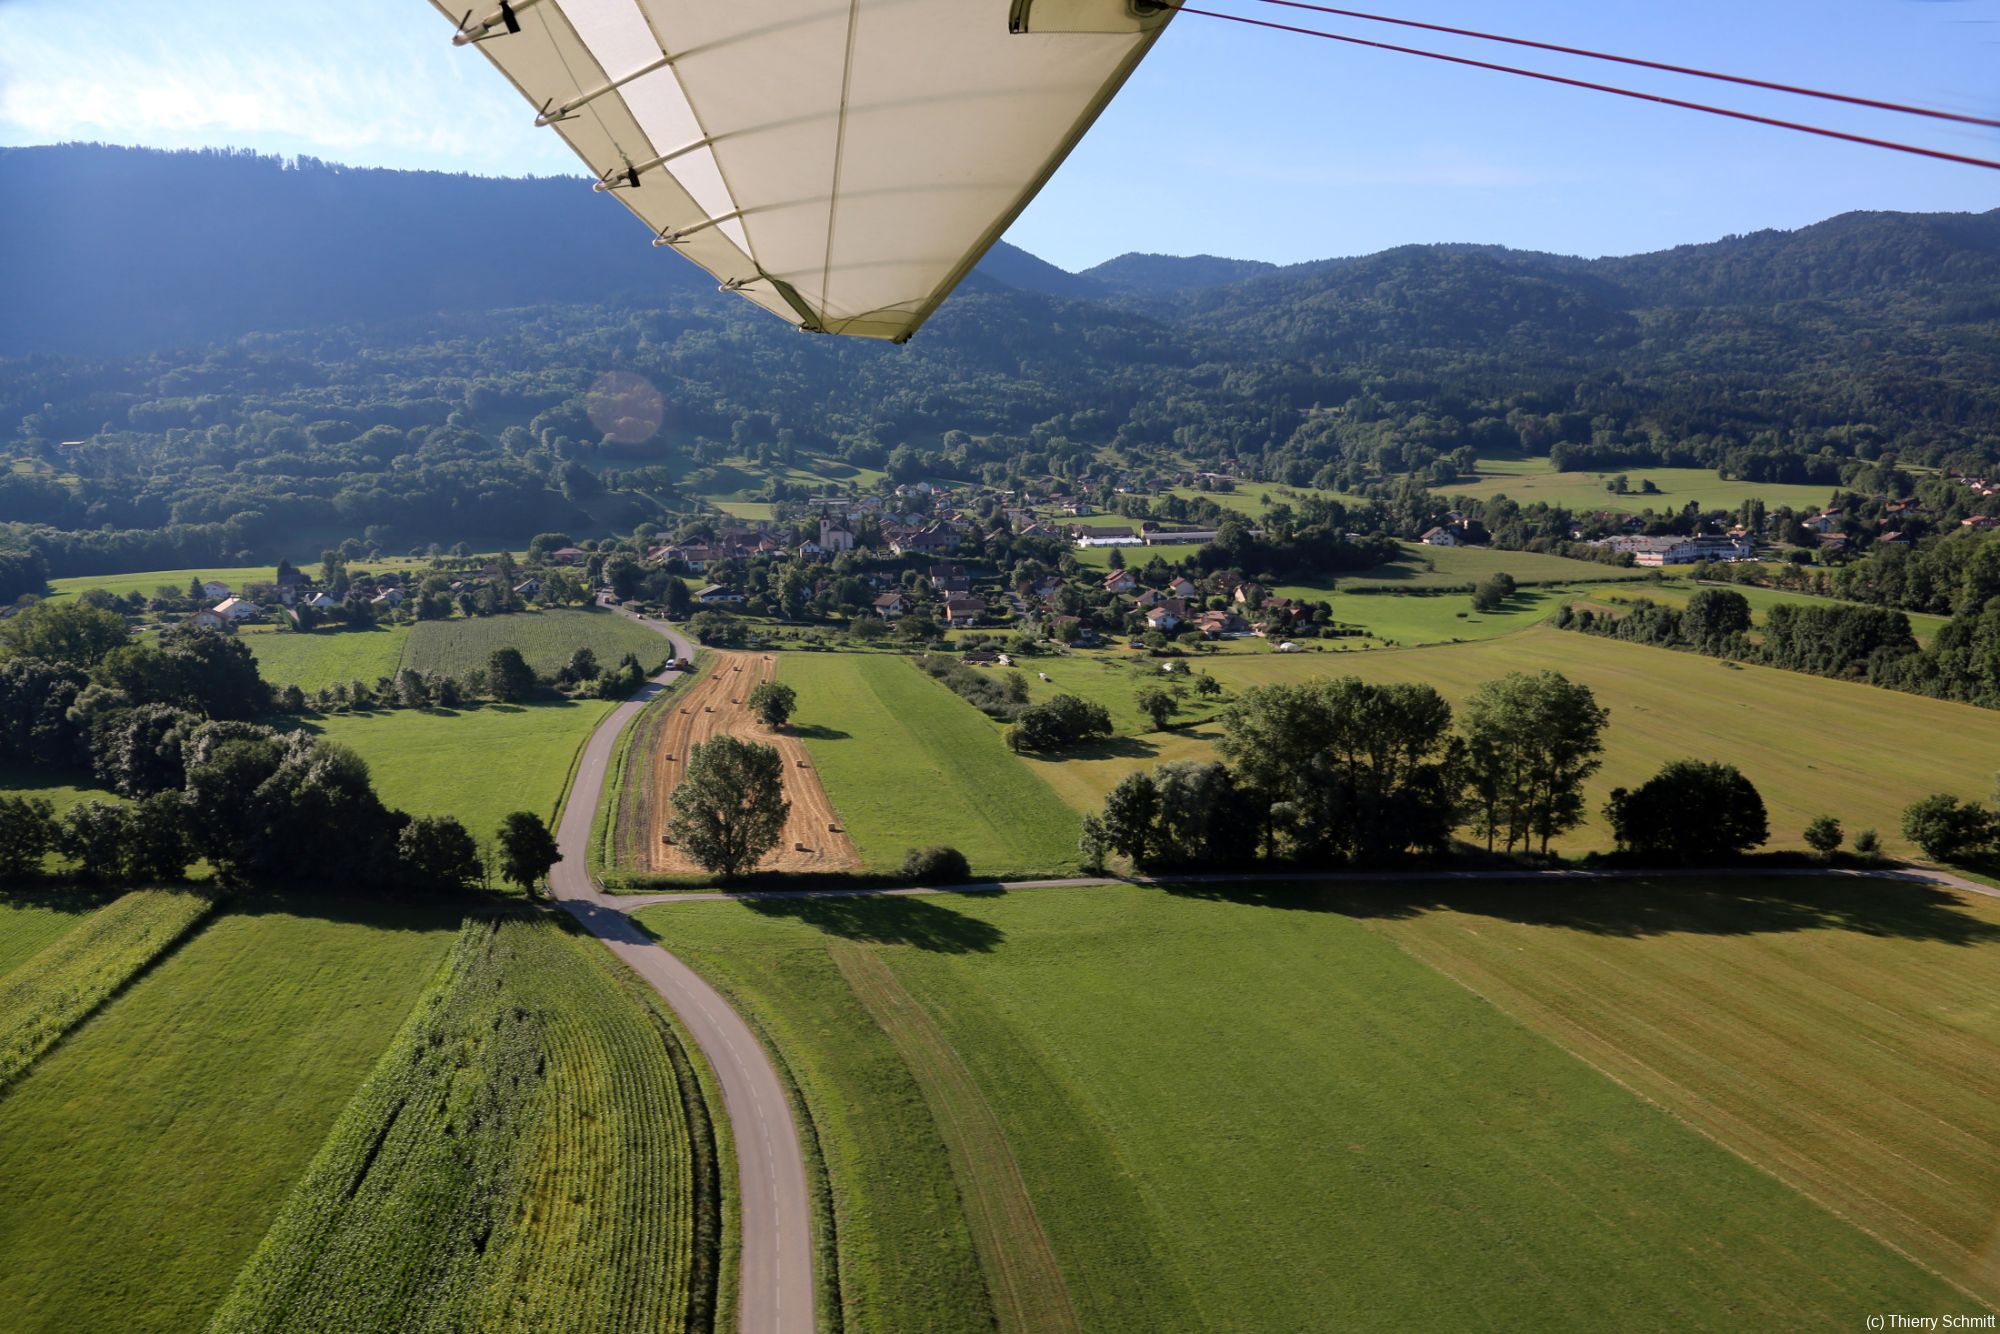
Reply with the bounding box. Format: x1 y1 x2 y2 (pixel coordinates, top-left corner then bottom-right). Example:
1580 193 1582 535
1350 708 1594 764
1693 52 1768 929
0 143 1077 358
2 142 1997 574
1084 252 1276 293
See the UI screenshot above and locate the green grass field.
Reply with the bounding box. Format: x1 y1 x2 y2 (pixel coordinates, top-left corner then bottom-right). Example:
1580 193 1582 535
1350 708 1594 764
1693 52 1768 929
44 565 283 603
0 886 115 977
311 697 616 839
1364 875 2000 1307
1 888 216 1088
243 623 411 690
44 558 442 604
0 763 124 820
1028 625 2000 856
0 895 461 1333
215 913 721 1334
1324 540 1653 592
777 653 1081 878
649 883 1976 1330
402 607 671 679
1449 457 1838 515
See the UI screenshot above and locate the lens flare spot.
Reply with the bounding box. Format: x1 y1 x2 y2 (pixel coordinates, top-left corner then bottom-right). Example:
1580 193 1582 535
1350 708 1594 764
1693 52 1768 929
585 371 664 445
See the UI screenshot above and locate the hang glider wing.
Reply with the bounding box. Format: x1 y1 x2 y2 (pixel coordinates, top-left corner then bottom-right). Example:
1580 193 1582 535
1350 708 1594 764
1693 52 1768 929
434 0 1174 341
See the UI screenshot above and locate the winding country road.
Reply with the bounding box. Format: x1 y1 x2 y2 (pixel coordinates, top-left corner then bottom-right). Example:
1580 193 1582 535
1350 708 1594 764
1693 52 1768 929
549 608 816 1334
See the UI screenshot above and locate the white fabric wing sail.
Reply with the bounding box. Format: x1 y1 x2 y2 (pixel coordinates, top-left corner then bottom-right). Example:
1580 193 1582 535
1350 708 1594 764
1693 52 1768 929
435 0 1174 341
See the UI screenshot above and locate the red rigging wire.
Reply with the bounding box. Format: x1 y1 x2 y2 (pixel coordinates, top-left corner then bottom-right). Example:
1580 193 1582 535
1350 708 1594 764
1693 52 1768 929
1248 0 2000 131
1171 6 2000 173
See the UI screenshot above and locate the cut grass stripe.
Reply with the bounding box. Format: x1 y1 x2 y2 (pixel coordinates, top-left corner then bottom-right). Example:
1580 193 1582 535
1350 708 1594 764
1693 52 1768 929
0 888 216 1089
831 942 1080 1334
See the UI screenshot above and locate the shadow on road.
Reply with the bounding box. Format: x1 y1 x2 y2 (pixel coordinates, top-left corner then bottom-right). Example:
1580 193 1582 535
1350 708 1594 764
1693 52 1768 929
1162 874 2000 946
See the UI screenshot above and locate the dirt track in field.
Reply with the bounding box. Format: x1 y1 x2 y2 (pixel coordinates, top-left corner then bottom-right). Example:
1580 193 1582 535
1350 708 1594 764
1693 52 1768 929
644 651 859 875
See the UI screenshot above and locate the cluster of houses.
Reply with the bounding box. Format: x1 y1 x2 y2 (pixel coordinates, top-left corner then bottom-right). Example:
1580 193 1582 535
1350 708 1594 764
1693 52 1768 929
1067 519 1224 549
1056 567 1313 641
869 563 985 628
1588 533 1757 566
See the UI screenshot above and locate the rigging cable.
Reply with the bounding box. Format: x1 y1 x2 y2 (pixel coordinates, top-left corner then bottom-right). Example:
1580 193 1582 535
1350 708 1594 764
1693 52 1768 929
1246 0 2000 130
1170 6 2000 172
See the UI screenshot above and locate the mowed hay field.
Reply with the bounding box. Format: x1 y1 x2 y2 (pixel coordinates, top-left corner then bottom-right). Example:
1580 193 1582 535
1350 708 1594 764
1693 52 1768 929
649 884 1975 1330
312 696 616 836
1360 875 2000 1307
1039 626 2000 856
776 653 1081 878
0 896 462 1332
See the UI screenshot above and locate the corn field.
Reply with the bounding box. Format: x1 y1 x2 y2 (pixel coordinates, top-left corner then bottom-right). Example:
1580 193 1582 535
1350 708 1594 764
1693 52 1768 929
0 888 216 1089
209 913 722 1333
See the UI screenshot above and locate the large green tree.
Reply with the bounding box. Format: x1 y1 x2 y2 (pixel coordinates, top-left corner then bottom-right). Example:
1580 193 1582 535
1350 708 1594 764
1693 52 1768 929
1605 760 1770 862
496 811 561 895
1460 671 1609 855
666 736 790 880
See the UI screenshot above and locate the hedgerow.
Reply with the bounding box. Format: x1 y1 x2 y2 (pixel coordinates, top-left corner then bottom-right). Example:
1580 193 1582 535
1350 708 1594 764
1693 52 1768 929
211 913 718 1333
0 888 216 1088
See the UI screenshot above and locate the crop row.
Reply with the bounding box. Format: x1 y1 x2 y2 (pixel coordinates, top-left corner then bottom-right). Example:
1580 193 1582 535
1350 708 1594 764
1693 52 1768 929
0 888 217 1089
210 913 717 1333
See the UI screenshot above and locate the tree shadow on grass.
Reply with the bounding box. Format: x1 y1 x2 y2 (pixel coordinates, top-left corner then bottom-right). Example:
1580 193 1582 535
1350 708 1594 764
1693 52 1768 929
793 725 851 741
1037 735 1157 764
0 881 120 919
737 893 1005 954
1163 874 2000 947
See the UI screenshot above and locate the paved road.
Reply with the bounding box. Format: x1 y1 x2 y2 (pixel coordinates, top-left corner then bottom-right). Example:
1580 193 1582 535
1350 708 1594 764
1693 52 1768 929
550 609 816 1334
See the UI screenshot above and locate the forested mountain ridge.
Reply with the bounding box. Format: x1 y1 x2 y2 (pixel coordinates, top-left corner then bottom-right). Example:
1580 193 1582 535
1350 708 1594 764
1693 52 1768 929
2 144 1997 581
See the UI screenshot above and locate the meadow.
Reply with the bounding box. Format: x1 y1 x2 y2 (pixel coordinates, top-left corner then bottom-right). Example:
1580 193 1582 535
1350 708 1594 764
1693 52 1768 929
1364 874 2000 1308
1027 625 2000 856
215 914 721 1334
243 623 410 690
312 696 617 839
45 558 439 604
403 606 672 678
0 896 462 1332
0 887 216 1088
1324 539 1653 591
1448 456 1838 515
649 883 1976 1330
776 653 1081 879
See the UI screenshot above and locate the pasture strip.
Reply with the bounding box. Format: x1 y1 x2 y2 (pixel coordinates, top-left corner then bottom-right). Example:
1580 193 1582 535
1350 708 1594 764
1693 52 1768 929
831 942 1082 1334
0 888 215 1090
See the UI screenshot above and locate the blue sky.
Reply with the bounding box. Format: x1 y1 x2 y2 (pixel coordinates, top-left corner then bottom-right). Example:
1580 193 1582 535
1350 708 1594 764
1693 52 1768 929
3 0 1994 269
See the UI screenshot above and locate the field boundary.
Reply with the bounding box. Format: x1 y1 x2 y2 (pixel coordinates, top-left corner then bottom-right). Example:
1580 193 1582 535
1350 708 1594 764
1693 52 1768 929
829 942 1079 1334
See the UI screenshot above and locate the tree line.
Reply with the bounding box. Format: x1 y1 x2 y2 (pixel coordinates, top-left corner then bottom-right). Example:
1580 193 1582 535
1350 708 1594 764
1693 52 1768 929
1076 670 1774 871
